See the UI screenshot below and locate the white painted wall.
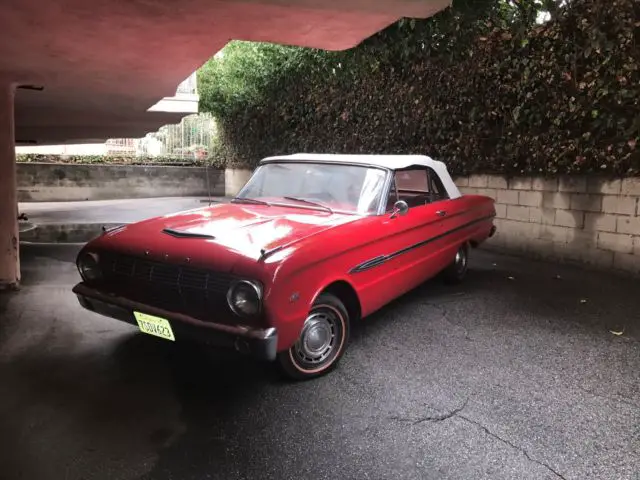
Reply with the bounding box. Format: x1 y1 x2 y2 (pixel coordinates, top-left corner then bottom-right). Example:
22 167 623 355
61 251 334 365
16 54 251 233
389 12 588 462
16 144 107 155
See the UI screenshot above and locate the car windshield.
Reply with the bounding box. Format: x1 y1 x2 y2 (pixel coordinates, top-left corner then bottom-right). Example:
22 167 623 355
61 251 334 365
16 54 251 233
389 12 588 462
236 162 388 215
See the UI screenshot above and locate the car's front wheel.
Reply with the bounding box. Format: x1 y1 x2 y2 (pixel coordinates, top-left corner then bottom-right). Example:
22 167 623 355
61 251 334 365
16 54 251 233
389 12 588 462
443 243 469 284
277 293 350 380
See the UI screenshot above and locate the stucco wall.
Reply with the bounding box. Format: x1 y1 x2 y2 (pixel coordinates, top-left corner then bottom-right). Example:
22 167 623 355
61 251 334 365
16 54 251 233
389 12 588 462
455 175 640 275
17 163 225 201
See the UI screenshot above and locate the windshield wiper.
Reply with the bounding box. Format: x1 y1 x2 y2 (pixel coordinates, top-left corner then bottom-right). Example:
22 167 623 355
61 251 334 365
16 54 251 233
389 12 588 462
231 197 270 206
282 196 333 213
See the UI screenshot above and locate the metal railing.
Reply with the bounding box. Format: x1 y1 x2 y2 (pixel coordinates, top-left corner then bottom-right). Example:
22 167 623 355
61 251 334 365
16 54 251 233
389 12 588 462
175 72 198 95
106 113 216 160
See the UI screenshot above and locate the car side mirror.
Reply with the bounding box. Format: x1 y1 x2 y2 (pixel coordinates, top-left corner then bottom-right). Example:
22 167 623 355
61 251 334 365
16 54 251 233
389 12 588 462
390 200 409 219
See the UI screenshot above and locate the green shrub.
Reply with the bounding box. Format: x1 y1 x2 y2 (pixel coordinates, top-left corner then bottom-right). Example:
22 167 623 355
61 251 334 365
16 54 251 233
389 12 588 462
199 0 639 176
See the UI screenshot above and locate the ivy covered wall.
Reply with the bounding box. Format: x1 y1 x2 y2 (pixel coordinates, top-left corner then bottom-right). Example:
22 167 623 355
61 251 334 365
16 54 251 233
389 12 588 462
198 0 639 177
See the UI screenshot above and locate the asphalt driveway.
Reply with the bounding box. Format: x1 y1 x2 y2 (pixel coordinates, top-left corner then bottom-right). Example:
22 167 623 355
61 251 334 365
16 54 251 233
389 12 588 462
0 244 638 480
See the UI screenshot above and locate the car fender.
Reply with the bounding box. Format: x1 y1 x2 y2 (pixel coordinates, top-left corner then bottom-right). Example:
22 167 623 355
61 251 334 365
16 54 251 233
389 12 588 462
266 259 361 351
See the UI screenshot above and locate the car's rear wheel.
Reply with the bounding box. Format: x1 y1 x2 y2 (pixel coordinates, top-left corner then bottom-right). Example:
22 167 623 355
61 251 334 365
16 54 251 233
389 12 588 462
277 293 350 380
443 243 469 284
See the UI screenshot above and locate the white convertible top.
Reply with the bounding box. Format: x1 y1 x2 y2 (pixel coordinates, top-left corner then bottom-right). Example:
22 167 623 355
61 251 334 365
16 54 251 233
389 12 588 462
260 153 462 199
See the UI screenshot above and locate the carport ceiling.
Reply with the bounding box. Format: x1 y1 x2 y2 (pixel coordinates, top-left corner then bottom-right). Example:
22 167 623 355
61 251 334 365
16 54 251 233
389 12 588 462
1 0 451 145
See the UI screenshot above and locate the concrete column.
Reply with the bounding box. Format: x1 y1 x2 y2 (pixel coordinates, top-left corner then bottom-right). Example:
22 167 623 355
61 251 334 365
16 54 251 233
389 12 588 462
0 85 19 290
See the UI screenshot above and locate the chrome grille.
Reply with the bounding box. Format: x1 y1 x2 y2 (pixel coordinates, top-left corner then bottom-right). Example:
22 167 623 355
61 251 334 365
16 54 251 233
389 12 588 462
102 253 234 295
98 253 240 322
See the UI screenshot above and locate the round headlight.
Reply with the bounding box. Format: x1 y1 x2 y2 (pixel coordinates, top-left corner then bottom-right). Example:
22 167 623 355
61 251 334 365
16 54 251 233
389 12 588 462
227 280 262 317
78 252 102 281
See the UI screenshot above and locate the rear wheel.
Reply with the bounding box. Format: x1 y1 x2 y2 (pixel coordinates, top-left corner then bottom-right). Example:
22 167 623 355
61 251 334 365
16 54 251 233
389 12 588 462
443 243 469 284
277 293 350 380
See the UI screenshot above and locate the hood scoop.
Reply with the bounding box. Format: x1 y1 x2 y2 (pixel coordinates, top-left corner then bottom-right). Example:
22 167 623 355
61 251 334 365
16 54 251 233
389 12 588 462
162 228 215 239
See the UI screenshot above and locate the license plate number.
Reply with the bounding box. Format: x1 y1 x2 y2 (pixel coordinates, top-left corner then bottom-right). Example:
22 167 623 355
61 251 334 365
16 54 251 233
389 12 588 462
134 311 175 341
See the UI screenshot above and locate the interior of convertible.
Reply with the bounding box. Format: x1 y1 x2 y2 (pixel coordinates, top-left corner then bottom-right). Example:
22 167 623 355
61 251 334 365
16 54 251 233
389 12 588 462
385 166 449 211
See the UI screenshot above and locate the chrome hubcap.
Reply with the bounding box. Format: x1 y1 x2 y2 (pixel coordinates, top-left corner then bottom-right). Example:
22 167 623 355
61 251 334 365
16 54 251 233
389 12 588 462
294 311 337 365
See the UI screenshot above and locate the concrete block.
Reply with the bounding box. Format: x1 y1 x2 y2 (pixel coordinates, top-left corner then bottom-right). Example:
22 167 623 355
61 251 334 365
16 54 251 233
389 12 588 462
454 177 469 187
529 207 542 223
558 176 587 193
478 188 498 200
584 212 617 233
460 187 480 196
495 203 507 219
602 195 636 215
497 189 519 205
487 176 508 189
621 178 640 196
597 232 634 254
617 216 640 235
498 218 538 238
509 177 532 190
540 225 572 243
571 230 596 249
493 218 507 229
468 175 489 188
634 237 640 255
503 225 541 247
507 205 530 222
613 252 640 274
519 191 543 207
542 192 571 209
587 177 621 195
529 207 555 225
541 208 556 225
570 193 602 212
555 209 584 228
531 177 558 192
529 222 541 238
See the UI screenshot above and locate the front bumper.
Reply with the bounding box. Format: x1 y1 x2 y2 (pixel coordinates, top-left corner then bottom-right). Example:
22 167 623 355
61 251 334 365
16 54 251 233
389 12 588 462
72 282 278 361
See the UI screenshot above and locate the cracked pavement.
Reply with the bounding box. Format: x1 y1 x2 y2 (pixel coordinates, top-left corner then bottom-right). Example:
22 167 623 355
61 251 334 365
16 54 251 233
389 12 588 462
1 243 639 480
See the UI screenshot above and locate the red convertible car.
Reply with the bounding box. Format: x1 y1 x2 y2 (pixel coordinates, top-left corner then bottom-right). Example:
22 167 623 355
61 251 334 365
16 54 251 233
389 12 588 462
73 154 496 379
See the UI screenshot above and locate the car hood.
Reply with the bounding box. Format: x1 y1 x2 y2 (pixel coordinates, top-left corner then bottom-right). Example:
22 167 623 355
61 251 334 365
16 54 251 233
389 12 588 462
94 202 357 271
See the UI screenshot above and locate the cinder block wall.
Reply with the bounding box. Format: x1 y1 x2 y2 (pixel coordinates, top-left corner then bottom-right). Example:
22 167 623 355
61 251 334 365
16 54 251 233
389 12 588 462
455 175 640 275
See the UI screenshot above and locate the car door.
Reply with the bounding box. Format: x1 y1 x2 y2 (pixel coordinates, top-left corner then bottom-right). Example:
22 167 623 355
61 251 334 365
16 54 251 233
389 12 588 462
386 166 455 283
350 166 454 313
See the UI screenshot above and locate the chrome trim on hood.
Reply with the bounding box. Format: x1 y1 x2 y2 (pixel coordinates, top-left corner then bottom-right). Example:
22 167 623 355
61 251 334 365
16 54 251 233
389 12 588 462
162 228 215 239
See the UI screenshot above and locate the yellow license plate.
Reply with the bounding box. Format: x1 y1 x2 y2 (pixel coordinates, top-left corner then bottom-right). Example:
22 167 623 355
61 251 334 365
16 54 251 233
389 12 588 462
134 311 175 341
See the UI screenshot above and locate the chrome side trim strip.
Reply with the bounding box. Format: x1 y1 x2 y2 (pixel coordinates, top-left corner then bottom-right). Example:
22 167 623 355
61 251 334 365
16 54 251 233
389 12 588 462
349 214 495 274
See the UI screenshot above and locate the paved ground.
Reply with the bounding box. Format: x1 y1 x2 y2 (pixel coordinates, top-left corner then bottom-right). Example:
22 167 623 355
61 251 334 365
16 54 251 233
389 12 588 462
1 243 638 480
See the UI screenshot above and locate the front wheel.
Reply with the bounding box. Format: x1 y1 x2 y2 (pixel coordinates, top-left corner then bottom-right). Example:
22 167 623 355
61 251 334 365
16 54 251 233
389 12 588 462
443 243 469 284
277 293 350 380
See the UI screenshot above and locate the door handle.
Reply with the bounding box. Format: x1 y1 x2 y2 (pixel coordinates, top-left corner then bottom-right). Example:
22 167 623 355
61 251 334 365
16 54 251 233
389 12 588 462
436 210 447 217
